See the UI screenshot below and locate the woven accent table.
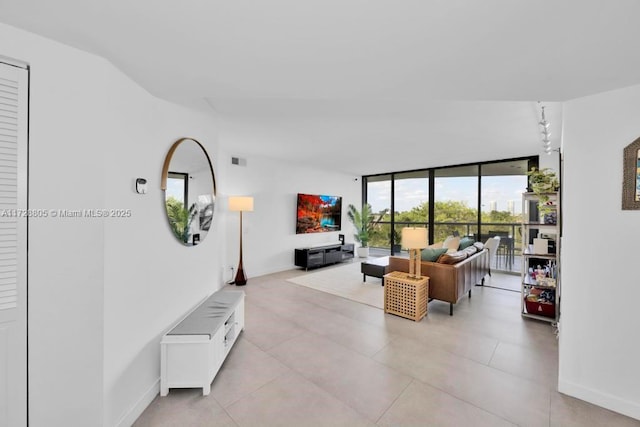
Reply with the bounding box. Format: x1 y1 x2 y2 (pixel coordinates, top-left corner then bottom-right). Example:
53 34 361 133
383 271 429 321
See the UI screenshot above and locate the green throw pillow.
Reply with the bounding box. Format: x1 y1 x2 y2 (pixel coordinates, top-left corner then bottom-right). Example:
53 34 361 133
421 247 447 262
459 237 475 250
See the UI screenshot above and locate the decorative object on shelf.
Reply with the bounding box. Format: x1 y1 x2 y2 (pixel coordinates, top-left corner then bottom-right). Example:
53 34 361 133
622 137 640 210
401 227 428 278
161 137 216 246
229 196 254 286
543 211 557 225
526 167 559 214
537 277 556 288
533 238 549 254
347 203 387 258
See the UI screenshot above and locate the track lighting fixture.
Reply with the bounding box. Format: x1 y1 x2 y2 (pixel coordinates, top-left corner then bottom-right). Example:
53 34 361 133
538 103 553 155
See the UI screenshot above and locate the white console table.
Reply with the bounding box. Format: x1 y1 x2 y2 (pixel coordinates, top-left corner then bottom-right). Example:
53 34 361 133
160 289 245 396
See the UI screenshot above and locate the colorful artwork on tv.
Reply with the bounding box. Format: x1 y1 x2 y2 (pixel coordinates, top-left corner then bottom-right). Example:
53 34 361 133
296 193 342 234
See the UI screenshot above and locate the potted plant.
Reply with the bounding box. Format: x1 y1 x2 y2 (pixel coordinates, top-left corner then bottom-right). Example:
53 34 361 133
347 203 386 257
527 167 559 215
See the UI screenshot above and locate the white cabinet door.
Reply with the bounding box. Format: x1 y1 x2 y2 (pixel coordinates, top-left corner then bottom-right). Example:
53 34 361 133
0 61 28 427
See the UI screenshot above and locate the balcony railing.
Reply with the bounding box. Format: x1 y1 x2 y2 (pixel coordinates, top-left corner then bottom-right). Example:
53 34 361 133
370 221 522 273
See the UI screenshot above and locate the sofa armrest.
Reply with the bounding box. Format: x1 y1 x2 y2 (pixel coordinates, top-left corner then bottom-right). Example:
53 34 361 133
388 256 457 302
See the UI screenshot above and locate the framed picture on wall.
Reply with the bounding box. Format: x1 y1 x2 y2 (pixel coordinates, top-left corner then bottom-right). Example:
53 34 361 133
622 137 640 210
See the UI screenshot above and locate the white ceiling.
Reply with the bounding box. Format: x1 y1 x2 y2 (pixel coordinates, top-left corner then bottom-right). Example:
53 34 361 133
2 0 640 174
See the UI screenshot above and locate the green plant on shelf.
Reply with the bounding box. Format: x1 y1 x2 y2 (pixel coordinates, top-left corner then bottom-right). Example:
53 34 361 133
527 167 559 215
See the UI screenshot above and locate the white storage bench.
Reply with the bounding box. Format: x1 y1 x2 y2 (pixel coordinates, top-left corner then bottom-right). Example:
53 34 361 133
160 289 245 396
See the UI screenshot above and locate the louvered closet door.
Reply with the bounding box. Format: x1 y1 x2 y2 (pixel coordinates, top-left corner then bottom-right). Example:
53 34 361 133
0 62 28 427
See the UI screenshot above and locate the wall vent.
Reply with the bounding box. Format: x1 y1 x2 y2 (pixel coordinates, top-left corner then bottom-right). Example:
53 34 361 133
231 157 247 166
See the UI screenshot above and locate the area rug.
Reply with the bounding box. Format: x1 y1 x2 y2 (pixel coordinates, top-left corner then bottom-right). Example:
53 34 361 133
287 261 384 309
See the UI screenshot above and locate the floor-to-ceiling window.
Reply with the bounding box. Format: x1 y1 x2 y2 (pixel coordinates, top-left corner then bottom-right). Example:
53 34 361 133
393 171 429 254
365 174 392 250
433 165 478 242
480 160 529 272
363 156 537 272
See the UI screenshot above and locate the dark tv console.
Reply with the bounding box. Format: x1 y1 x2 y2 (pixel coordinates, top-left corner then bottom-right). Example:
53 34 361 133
294 243 355 270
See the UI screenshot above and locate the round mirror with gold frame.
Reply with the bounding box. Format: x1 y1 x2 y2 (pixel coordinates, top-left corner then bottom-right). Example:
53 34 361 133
161 138 216 245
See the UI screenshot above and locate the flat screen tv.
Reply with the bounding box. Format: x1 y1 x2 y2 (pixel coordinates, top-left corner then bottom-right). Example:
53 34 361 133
296 193 342 234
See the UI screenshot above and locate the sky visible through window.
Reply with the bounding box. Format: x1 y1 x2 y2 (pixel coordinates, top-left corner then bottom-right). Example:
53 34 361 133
167 177 185 204
369 176 527 214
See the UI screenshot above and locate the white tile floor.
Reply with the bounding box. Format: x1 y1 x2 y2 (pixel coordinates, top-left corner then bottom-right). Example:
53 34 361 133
134 270 640 427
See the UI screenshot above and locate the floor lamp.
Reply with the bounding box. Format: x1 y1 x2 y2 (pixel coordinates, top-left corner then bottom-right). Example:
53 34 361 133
402 227 427 279
229 196 254 286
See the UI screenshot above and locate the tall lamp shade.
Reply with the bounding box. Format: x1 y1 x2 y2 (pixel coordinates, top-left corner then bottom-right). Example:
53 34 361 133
229 196 254 212
229 196 254 286
402 227 427 278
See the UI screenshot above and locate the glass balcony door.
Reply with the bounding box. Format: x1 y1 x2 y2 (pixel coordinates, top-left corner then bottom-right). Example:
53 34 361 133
480 160 529 273
365 174 392 254
393 171 429 254
433 165 479 242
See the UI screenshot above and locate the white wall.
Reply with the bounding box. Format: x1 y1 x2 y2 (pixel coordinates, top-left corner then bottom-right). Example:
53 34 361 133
1 23 225 426
217 149 362 280
560 85 640 420
2 24 108 426
101 84 223 425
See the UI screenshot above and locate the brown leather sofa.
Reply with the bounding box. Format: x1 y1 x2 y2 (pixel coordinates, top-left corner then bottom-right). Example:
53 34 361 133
388 245 490 315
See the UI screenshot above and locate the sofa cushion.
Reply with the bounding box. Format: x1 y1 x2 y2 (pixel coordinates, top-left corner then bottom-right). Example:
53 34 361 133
442 236 461 251
459 236 475 249
437 251 467 265
473 242 485 251
462 246 478 257
421 247 448 262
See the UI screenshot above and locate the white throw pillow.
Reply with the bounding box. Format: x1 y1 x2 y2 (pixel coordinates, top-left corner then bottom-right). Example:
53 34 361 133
428 242 443 249
442 236 461 251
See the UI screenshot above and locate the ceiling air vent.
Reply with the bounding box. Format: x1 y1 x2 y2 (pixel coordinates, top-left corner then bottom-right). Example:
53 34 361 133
231 157 247 166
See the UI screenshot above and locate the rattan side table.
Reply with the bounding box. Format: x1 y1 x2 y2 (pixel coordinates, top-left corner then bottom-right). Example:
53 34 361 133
383 271 429 321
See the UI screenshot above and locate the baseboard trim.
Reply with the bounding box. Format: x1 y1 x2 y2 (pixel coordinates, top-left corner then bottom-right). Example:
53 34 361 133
558 378 640 421
116 379 159 427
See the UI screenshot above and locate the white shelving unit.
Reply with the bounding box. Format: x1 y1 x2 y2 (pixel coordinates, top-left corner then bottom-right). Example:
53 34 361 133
521 192 560 323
